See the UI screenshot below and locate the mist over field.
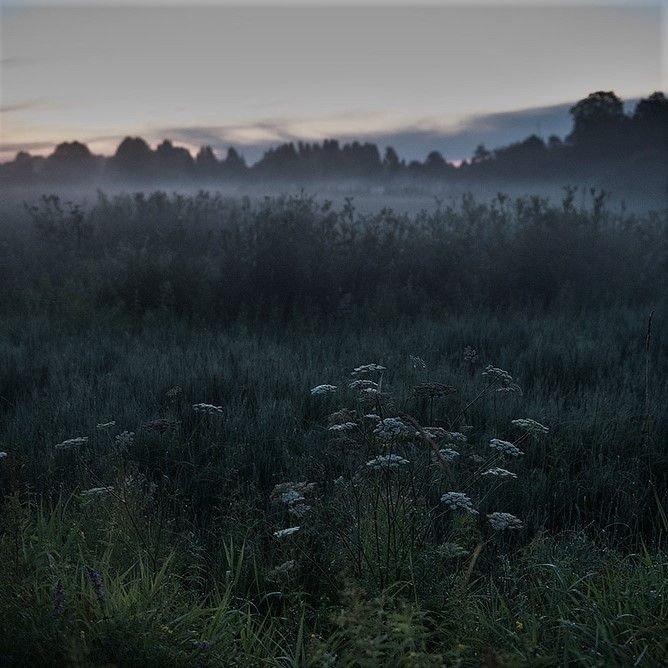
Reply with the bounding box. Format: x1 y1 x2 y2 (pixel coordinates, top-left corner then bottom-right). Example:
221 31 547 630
0 2 667 666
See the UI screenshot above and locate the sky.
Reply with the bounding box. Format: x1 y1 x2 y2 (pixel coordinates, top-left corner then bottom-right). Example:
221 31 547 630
0 1 665 163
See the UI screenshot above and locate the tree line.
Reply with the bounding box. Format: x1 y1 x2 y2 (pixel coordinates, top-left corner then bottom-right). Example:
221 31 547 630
1 91 666 185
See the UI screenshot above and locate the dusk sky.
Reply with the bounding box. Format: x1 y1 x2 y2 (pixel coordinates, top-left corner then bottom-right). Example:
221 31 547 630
1 1 665 162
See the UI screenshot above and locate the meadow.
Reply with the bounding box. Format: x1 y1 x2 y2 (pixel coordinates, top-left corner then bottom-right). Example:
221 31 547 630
0 190 666 666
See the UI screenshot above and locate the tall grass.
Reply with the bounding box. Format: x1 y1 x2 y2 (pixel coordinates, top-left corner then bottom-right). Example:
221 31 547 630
0 192 666 665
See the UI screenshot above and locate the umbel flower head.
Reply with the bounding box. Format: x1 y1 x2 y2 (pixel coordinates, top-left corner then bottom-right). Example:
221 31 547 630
310 384 337 396
96 421 116 430
487 512 524 530
512 418 549 437
55 437 88 450
348 379 379 391
482 365 522 394
273 526 300 538
373 417 412 441
351 363 386 376
489 438 524 457
440 492 479 514
482 467 517 479
328 422 357 432
366 454 410 469
433 448 460 463
192 403 223 414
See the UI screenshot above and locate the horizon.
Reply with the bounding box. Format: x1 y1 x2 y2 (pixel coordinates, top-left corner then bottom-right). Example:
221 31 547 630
1 2 664 163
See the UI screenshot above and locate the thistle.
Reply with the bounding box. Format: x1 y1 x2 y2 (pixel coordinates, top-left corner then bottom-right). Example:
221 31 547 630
84 566 106 602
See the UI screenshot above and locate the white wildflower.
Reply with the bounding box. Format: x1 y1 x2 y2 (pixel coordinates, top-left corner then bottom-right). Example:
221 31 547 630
96 421 116 430
489 438 524 457
482 467 517 479
0 452 7 459
366 454 410 469
435 448 460 463
310 384 337 396
444 431 467 445
482 365 514 384
81 486 114 497
55 437 89 450
281 490 305 505
193 403 223 414
348 379 379 391
361 387 381 397
328 422 357 432
441 492 479 514
273 526 300 538
115 430 135 448
351 363 386 376
363 413 381 423
374 417 411 441
419 426 447 440
511 418 549 436
487 512 524 530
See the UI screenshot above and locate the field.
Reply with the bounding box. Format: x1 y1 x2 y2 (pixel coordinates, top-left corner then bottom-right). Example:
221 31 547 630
0 191 666 666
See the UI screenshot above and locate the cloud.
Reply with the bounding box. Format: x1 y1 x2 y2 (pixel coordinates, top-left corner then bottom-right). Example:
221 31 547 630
154 102 580 163
0 99 42 113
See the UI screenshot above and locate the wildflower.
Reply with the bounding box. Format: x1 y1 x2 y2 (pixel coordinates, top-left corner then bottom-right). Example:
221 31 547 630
310 384 337 396
166 385 182 398
487 512 524 530
114 430 134 448
419 426 447 440
511 418 549 436
327 408 356 425
141 417 179 433
438 542 469 559
273 526 300 538
489 438 524 457
281 489 305 505
84 566 106 602
496 384 523 395
193 403 223 414
444 431 467 445
191 640 212 652
482 365 513 385
366 454 410 469
361 387 381 397
55 437 88 450
482 467 517 479
81 486 115 497
96 421 116 429
373 417 412 441
434 448 460 463
363 413 381 423
348 379 379 391
351 363 386 375
328 422 357 432
440 492 479 514
409 354 427 370
52 580 65 616
413 382 456 399
0 452 7 459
